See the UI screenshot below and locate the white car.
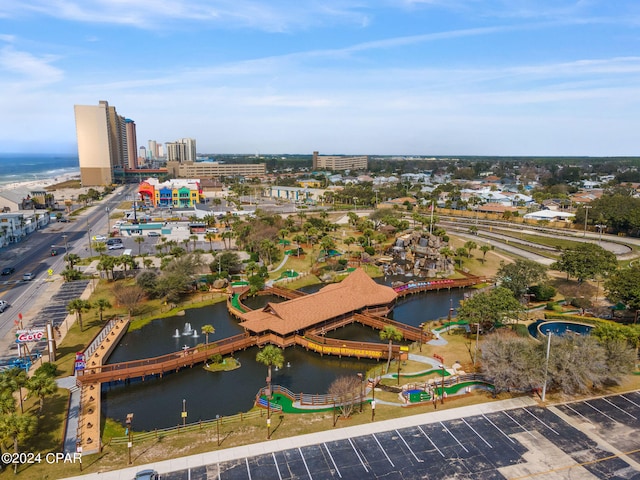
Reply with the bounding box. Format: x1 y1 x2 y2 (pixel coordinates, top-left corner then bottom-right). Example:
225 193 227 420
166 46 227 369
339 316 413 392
108 243 124 250
22 273 34 281
0 300 8 313
93 235 108 242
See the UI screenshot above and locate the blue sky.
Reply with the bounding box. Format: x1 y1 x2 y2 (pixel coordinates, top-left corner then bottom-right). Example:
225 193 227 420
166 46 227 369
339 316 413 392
1 0 639 156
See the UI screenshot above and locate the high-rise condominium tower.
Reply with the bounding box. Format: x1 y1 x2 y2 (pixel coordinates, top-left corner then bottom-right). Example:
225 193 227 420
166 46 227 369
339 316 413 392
74 100 136 186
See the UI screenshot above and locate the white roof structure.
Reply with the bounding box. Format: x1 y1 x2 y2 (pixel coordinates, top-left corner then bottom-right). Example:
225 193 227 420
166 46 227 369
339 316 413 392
523 210 575 220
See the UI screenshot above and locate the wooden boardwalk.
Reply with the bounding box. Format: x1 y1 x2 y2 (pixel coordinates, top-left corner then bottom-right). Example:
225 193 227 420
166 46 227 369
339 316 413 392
77 276 486 386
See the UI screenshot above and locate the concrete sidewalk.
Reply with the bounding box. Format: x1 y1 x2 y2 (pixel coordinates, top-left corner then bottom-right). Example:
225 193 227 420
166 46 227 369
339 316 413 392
62 395 537 480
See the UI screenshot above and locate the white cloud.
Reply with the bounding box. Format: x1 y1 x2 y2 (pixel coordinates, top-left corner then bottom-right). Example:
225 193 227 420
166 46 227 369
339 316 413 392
0 46 63 85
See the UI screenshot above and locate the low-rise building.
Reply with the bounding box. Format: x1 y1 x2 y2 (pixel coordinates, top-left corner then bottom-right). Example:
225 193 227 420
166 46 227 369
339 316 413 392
138 178 202 208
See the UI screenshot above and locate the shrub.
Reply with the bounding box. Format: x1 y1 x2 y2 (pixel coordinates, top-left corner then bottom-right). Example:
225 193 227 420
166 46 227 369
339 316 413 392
208 354 223 364
528 284 556 302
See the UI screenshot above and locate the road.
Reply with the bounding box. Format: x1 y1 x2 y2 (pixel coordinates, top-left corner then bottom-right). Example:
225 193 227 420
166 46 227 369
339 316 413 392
0 185 137 359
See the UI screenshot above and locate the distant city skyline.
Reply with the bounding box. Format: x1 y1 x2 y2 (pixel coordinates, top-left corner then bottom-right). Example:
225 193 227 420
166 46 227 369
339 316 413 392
1 1 639 156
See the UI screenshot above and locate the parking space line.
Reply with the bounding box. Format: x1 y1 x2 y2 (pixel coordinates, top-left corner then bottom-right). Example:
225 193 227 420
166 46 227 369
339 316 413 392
482 414 516 444
418 425 445 457
621 394 640 409
246 458 252 480
272 452 283 480
348 438 369 472
564 404 593 424
462 418 492 448
584 401 618 423
602 397 637 420
523 408 559 435
323 443 342 478
373 434 395 467
503 411 536 438
298 448 313 480
440 422 469 453
395 429 423 463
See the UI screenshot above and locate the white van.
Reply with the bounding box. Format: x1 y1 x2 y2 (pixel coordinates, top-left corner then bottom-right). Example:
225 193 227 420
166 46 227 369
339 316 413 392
122 249 132 256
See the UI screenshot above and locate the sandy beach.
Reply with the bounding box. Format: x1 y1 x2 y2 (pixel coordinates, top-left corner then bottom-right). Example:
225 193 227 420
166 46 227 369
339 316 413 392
0 172 81 193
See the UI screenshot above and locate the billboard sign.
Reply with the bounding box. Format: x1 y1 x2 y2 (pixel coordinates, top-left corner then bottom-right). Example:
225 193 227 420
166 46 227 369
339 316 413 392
15 329 46 343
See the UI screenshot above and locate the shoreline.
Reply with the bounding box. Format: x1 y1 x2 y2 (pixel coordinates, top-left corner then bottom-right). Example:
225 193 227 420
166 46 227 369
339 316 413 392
0 171 81 193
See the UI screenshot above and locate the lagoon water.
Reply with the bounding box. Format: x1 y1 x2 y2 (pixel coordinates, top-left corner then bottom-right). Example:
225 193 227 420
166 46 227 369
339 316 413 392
102 285 465 430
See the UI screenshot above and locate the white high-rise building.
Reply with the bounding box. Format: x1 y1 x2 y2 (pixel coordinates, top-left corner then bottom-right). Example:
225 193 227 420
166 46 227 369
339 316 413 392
166 138 197 162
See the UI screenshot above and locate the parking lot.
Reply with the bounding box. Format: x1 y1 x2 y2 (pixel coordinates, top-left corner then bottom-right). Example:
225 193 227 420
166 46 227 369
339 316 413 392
153 392 640 480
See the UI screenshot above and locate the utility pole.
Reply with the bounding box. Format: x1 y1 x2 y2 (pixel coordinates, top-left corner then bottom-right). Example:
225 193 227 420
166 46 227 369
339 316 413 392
541 332 552 402
583 205 592 237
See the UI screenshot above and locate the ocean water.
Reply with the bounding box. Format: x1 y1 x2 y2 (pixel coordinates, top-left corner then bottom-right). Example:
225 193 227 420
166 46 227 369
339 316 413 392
0 153 80 187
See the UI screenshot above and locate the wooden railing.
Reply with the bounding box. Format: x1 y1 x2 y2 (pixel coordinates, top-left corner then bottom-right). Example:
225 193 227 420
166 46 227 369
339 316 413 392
394 276 489 297
76 333 256 384
297 333 398 360
264 285 307 299
353 313 427 342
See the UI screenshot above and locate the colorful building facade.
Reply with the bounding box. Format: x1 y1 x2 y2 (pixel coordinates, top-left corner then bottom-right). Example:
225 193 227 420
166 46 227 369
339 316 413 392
138 178 202 208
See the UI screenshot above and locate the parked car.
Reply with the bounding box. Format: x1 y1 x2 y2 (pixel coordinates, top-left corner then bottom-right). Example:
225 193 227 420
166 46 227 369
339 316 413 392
108 243 124 250
1 267 15 276
22 273 34 281
106 238 123 245
0 300 8 313
58 217 70 223
148 231 161 237
206 227 219 233
134 469 159 480
93 235 107 242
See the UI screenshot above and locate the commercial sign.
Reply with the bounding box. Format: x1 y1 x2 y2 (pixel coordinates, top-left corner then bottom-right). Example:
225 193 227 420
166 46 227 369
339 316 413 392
15 329 46 343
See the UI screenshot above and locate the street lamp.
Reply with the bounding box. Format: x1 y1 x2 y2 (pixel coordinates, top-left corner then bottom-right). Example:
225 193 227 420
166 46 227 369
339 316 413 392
541 332 552 402
596 224 606 243
105 207 111 234
125 413 133 465
357 373 364 413
583 205 592 237
439 364 446 404
181 398 187 427
86 220 93 258
419 322 425 352
216 414 221 446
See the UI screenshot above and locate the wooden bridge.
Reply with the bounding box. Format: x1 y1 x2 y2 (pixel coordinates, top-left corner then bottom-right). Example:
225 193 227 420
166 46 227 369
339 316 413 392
394 276 489 298
76 333 256 385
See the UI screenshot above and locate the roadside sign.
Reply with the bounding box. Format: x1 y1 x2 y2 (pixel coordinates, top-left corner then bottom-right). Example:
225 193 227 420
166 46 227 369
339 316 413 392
48 269 54 276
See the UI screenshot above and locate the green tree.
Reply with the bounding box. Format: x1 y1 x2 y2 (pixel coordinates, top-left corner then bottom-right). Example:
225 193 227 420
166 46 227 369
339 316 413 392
496 259 548 300
551 243 618 283
66 298 92 331
0 412 37 471
256 345 284 392
26 372 58 413
190 234 199 252
134 236 145 255
604 265 640 322
457 287 524 332
479 244 493 263
201 324 215 344
379 325 403 373
0 368 27 414
205 232 216 252
93 241 107 256
93 298 112 323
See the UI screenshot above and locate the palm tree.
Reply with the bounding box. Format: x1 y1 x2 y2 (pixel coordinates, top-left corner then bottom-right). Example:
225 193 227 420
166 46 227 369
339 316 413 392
0 413 37 471
480 244 492 263
201 324 215 344
94 298 112 323
256 345 284 390
26 373 57 413
134 236 145 255
379 325 403 373
190 235 199 252
0 368 27 414
93 241 107 256
66 298 91 331
205 232 216 252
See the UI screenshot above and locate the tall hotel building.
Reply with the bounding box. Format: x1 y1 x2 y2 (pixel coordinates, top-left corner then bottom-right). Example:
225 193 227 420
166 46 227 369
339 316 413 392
74 101 138 186
166 138 197 162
